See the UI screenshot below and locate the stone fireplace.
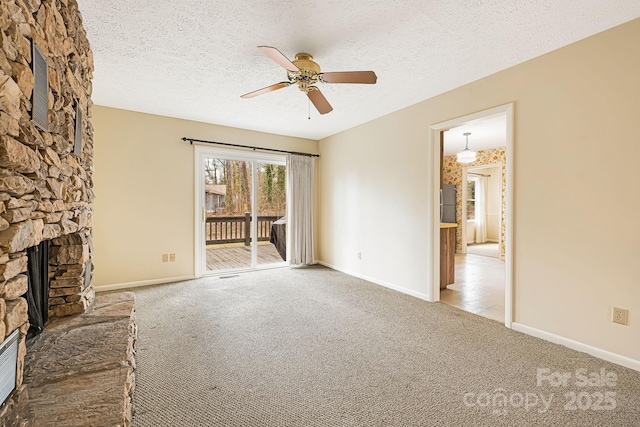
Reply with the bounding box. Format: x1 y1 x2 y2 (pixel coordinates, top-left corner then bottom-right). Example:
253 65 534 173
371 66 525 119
1 0 95 407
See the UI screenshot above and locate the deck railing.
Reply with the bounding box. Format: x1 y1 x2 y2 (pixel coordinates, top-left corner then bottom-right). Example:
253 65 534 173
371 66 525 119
205 213 282 246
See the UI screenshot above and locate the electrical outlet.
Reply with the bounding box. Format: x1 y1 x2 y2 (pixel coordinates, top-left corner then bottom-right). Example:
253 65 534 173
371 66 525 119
162 254 168 263
357 252 361 260
169 253 176 262
612 307 628 325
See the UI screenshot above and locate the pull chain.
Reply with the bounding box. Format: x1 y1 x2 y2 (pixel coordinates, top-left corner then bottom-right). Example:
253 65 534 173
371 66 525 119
308 98 311 120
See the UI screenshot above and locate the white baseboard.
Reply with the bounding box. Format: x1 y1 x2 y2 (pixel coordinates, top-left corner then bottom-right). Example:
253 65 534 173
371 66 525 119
317 261 430 302
512 322 640 372
94 275 195 292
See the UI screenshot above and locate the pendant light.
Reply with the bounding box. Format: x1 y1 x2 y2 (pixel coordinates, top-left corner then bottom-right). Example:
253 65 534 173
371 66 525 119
456 132 477 164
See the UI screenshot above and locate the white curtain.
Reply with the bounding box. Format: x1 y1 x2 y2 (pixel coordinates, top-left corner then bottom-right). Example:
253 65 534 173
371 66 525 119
286 154 315 265
475 177 487 244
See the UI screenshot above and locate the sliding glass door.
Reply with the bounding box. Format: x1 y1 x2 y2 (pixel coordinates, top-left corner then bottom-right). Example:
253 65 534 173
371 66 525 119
196 147 286 275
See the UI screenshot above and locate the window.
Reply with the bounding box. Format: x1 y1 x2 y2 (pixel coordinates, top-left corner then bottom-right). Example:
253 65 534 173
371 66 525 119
467 178 477 220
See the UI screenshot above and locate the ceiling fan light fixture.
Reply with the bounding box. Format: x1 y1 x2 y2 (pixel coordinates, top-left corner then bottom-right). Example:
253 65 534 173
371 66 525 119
242 46 377 115
456 132 477 164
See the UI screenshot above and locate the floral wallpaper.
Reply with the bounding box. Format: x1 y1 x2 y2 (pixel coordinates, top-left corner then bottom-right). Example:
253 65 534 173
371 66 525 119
443 147 507 258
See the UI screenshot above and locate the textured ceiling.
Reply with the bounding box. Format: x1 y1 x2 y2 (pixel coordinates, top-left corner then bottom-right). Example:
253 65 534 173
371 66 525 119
443 115 506 156
76 1 640 141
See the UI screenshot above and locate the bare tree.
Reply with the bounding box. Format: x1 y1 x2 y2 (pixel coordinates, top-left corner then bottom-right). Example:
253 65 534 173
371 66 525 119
265 164 274 203
224 160 235 214
240 162 251 213
210 159 286 217
204 158 216 184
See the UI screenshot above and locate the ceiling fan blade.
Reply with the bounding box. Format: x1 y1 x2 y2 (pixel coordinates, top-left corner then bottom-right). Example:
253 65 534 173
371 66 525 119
307 88 333 115
258 46 299 72
240 82 291 98
319 71 377 84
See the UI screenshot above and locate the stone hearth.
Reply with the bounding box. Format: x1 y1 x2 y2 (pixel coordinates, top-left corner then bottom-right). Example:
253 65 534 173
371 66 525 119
0 292 136 426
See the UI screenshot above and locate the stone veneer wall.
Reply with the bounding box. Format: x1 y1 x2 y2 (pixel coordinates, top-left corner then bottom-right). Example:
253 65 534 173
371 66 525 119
0 0 94 390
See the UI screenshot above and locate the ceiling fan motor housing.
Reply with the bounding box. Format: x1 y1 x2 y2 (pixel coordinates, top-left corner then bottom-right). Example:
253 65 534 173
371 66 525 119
289 53 320 92
293 53 321 73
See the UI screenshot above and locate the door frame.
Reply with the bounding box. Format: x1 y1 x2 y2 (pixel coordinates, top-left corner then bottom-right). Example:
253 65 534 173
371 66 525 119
194 145 287 278
426 103 514 327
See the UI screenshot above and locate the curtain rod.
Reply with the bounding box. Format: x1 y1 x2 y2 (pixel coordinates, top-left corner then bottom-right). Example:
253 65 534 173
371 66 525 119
468 172 491 177
182 137 320 158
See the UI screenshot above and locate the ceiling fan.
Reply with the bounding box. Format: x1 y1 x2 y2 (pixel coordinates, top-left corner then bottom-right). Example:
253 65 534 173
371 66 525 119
241 46 377 115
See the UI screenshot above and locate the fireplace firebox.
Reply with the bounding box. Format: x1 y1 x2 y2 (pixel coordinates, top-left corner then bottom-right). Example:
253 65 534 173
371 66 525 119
26 241 50 339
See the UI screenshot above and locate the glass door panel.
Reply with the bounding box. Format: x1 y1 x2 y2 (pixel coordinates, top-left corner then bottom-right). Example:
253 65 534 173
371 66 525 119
204 157 253 272
256 163 287 266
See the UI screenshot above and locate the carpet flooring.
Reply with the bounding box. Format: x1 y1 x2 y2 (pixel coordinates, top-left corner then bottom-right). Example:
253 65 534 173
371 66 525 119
131 266 640 426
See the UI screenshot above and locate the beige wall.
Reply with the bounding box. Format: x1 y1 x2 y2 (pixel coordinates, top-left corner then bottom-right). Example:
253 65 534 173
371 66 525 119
318 18 640 361
92 107 317 287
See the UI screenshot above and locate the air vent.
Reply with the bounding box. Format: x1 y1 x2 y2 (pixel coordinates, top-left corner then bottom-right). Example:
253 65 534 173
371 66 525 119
0 330 19 406
31 40 49 131
73 102 82 156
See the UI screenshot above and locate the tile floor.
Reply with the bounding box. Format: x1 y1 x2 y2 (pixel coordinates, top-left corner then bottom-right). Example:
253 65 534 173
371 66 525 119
466 242 499 258
440 253 506 323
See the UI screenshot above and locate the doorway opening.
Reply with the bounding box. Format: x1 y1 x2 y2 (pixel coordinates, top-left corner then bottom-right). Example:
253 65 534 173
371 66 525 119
463 163 503 259
427 104 514 327
195 146 287 276
441 159 506 322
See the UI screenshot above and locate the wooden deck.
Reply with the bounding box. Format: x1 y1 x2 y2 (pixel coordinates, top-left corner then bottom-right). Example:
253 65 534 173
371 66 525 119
206 243 285 271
